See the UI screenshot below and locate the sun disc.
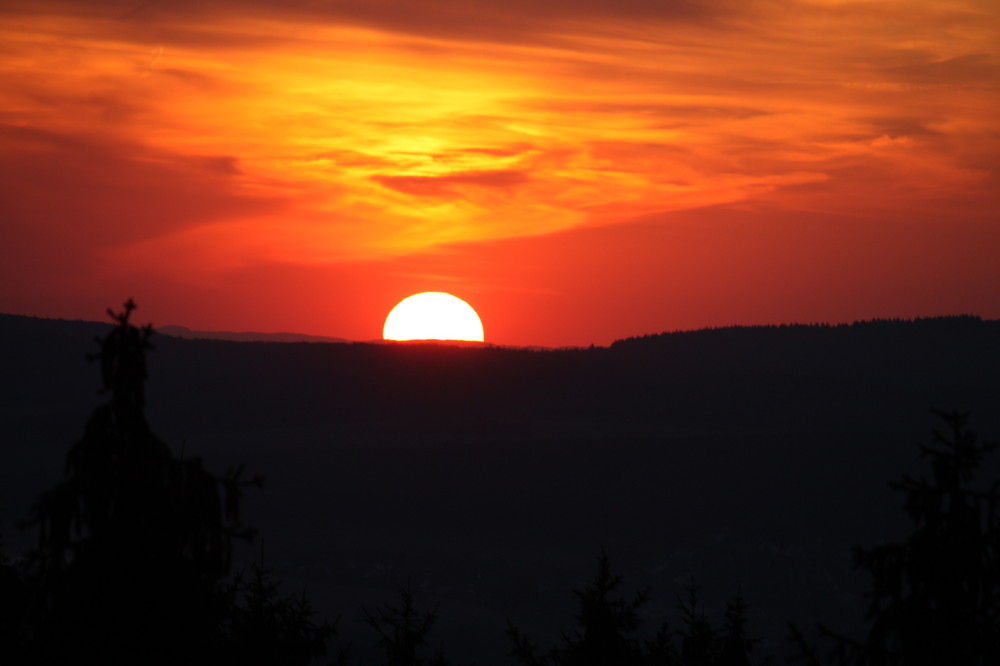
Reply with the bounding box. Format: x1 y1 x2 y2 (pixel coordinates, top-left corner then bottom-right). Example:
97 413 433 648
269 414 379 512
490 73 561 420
383 292 485 342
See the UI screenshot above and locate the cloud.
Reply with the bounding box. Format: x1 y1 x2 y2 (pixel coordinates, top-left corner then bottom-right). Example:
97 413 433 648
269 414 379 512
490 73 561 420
879 53 1000 87
372 170 529 198
106 0 735 46
311 150 402 169
0 124 284 256
460 146 533 158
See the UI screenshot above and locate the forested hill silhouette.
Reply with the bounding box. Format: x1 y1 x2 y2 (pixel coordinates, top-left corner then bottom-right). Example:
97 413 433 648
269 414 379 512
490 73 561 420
3 313 998 440
611 316 998 374
2 312 999 664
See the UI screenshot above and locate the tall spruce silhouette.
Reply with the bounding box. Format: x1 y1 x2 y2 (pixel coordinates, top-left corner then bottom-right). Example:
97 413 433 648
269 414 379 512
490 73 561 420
791 410 1000 666
24 300 260 665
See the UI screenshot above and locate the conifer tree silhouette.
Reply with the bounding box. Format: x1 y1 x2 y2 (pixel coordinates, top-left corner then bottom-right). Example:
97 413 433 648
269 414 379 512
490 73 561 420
791 410 1000 666
508 549 650 666
565 549 649 665
224 543 343 666
364 583 451 666
717 589 755 666
643 620 680 666
24 300 261 665
508 555 762 666
678 578 716 666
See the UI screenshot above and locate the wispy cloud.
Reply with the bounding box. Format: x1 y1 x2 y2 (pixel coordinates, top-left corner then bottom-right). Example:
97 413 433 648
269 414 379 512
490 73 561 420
373 170 529 198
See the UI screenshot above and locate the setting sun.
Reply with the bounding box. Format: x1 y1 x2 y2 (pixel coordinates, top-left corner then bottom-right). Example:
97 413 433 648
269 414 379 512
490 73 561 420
383 292 485 342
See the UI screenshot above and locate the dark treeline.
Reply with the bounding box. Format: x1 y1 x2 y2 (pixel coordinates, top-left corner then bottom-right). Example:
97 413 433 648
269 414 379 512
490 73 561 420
610 316 999 383
1 309 1000 664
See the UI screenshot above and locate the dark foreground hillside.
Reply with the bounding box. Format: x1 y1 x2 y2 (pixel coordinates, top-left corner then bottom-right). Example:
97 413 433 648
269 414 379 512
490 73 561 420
2 313 999 663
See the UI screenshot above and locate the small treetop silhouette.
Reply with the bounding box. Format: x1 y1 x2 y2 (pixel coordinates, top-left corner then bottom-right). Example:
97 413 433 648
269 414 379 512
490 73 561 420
508 549 650 666
508 552 761 666
365 583 452 666
93 298 153 411
225 542 342 666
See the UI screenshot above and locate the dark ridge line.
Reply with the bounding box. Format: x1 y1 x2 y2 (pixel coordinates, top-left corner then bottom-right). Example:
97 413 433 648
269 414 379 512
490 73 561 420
2 312 996 351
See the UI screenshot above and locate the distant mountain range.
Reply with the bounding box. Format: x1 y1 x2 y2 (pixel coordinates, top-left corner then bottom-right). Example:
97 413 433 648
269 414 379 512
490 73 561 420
156 324 352 344
2 311 999 664
157 325 548 349
8 312 997 349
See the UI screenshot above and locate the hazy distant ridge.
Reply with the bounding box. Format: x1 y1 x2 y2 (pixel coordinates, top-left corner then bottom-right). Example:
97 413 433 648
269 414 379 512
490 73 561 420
156 325 350 344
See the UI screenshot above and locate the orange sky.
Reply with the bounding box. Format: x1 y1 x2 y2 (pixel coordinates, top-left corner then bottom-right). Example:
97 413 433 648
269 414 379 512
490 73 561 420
1 0 998 346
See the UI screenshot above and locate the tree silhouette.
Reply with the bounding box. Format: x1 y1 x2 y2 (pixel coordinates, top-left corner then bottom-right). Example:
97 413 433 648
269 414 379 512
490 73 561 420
224 543 343 666
792 410 1000 666
671 579 759 666
508 554 761 666
365 583 451 666
643 620 680 666
677 578 717 666
717 589 755 666
508 549 650 666
22 300 261 664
